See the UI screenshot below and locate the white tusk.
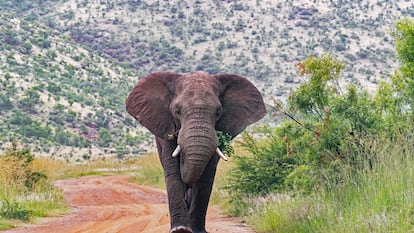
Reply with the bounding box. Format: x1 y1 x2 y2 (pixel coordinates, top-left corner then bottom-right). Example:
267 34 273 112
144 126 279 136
216 148 228 161
172 145 181 157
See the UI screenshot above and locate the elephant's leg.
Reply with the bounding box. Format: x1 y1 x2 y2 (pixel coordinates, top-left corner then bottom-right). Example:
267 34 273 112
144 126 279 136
166 176 192 232
156 138 192 233
189 155 219 233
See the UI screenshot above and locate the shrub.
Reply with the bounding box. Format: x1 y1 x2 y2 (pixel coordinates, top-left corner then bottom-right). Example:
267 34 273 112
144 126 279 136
245 127 414 232
0 94 12 110
2 142 47 191
224 20 414 232
0 142 43 221
391 18 414 117
0 142 64 224
0 199 31 221
17 122 52 139
9 111 33 125
227 128 300 197
226 55 386 199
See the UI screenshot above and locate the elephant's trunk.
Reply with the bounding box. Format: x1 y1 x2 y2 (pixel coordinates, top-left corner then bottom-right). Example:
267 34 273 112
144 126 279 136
178 109 218 185
180 133 217 184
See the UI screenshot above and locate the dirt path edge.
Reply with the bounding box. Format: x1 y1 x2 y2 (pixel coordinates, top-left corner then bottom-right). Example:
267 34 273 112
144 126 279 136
2 175 255 233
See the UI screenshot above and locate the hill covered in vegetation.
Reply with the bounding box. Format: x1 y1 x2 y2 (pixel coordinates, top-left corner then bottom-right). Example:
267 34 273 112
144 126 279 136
0 11 151 161
0 0 413 160
5 0 413 95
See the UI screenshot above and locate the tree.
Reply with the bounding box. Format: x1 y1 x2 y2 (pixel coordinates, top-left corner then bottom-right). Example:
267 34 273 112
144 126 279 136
10 111 33 125
289 55 345 119
20 88 41 112
47 82 61 94
391 18 414 117
3 29 20 46
98 128 112 147
0 94 13 110
227 55 384 198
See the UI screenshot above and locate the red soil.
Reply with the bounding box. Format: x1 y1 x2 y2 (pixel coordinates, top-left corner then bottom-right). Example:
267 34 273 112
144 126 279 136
3 175 255 233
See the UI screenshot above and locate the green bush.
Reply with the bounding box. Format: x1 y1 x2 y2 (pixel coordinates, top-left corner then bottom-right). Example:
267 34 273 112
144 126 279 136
0 143 66 227
284 165 316 193
246 127 414 233
17 122 52 139
226 20 414 227
0 199 31 221
217 131 234 156
2 143 47 191
227 55 386 200
0 94 13 109
393 18 414 114
9 111 33 125
227 128 300 196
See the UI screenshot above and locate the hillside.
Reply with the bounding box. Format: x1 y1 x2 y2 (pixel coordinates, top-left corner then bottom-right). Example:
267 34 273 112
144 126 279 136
0 11 151 161
1 0 413 160
7 0 413 96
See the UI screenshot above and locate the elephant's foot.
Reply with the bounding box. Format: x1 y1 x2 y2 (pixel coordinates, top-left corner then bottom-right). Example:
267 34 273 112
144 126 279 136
170 226 192 233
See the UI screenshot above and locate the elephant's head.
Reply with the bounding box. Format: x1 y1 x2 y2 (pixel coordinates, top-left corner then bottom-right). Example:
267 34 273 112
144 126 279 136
126 71 266 184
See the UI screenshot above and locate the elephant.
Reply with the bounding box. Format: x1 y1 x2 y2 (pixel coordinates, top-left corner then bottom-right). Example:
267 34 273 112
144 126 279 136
126 71 266 233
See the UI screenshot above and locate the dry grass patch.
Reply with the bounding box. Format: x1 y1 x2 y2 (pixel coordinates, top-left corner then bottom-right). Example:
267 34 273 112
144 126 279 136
128 152 165 189
0 150 67 230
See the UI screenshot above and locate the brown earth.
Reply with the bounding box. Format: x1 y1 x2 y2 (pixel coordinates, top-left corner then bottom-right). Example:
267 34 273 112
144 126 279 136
3 175 255 233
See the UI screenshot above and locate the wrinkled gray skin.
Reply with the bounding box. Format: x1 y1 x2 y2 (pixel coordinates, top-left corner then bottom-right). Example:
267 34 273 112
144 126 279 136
126 71 266 233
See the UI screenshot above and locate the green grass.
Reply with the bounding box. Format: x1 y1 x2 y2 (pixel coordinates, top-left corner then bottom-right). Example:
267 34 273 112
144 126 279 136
244 133 414 233
0 177 67 230
0 155 69 229
0 221 15 231
21 184 69 218
128 152 165 189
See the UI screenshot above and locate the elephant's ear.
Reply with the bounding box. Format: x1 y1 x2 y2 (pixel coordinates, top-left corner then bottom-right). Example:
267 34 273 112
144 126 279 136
126 71 181 140
214 74 266 137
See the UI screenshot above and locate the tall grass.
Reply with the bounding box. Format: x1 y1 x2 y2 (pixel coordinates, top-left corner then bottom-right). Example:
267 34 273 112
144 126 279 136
210 151 237 206
245 132 414 232
0 153 68 230
128 152 165 189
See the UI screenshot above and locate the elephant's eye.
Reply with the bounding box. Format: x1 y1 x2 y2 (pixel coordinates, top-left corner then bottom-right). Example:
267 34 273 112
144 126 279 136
215 107 222 119
175 108 181 116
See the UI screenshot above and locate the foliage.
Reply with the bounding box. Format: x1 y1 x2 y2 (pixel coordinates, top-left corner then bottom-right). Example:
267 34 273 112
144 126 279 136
224 19 414 233
2 142 47 190
9 111 33 125
0 10 148 160
227 55 386 200
0 199 31 221
391 18 414 117
217 131 234 157
0 143 66 225
246 129 414 233
227 128 300 197
0 1 411 160
0 93 13 110
289 55 345 117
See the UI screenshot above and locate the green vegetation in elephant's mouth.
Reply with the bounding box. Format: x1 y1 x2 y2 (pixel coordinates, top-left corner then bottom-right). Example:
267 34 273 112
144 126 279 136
217 131 234 157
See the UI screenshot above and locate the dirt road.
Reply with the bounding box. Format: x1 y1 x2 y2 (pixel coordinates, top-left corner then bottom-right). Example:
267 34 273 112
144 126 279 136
3 175 254 233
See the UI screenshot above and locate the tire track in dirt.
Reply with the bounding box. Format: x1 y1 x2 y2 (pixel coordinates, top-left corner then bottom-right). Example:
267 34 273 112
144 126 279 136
3 175 255 233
